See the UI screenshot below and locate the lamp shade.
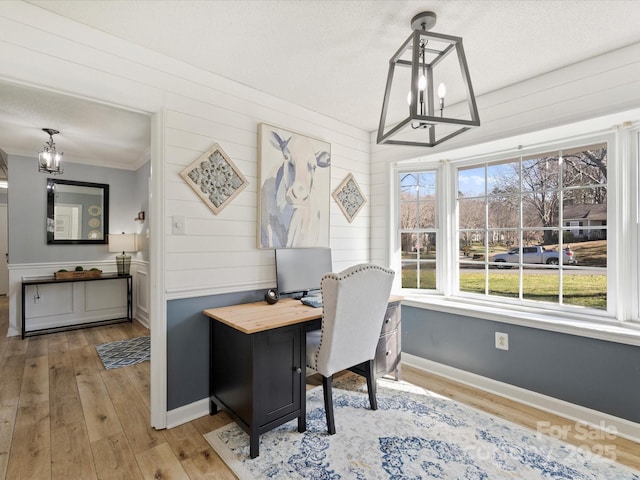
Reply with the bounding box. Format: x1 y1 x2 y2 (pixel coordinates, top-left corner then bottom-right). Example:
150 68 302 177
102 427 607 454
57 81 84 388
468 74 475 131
109 233 137 276
108 233 137 253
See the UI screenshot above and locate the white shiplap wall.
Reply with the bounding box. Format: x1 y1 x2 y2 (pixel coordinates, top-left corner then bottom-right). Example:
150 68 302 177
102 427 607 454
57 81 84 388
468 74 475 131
0 2 373 301
162 93 372 298
0 2 374 426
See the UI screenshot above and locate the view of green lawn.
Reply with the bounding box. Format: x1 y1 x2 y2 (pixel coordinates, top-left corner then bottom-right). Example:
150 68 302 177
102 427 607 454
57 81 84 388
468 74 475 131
402 240 607 308
459 272 607 308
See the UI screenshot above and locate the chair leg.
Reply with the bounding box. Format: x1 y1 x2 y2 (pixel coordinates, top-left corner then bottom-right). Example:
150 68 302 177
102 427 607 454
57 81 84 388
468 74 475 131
365 360 378 410
322 375 336 435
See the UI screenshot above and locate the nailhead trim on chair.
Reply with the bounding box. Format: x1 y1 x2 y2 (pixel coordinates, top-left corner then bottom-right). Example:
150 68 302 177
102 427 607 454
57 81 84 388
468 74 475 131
308 263 395 371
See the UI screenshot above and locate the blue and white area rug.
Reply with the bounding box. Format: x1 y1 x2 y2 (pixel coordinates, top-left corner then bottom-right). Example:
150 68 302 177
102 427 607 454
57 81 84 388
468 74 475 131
95 336 150 370
204 376 639 479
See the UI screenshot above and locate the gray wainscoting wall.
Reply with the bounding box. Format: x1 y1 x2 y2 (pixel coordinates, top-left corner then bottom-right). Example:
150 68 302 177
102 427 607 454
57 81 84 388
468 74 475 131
402 306 640 423
166 289 265 410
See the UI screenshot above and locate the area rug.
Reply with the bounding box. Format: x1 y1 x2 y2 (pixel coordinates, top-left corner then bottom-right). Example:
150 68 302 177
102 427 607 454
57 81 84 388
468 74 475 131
95 336 150 370
204 376 639 479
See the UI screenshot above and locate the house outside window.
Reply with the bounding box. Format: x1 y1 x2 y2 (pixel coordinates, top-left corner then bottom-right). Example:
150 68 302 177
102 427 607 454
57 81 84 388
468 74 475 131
456 142 608 310
398 171 438 290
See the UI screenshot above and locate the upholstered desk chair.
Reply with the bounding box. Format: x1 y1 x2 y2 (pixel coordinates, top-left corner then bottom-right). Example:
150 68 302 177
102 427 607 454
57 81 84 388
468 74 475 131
306 263 395 435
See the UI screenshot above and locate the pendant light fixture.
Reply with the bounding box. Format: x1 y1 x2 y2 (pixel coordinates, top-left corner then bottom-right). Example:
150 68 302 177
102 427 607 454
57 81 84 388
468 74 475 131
377 11 480 147
38 128 64 175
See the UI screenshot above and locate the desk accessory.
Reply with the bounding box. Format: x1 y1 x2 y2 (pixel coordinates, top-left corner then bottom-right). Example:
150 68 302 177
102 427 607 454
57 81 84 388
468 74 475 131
264 288 279 304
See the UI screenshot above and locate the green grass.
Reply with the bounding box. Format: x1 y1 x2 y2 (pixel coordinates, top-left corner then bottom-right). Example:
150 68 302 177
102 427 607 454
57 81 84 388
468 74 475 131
402 269 437 289
403 239 608 308
458 272 606 308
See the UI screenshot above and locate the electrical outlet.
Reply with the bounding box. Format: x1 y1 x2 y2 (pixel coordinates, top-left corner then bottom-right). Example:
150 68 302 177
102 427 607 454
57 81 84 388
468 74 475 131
495 332 509 351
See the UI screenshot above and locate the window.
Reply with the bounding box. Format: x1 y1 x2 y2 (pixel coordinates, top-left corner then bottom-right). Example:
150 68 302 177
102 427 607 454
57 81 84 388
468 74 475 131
457 142 608 310
398 171 438 290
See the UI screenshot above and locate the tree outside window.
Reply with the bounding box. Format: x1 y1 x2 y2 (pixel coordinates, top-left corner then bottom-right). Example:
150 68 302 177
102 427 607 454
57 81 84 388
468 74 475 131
399 171 437 289
457 143 607 309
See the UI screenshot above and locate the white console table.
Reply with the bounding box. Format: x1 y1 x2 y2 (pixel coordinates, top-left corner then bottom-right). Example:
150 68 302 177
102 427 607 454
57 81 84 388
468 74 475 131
21 273 132 338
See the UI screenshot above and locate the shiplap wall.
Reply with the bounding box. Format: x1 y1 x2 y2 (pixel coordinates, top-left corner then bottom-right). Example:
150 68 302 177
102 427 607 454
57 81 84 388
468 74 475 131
0 2 374 425
162 96 372 297
0 2 373 296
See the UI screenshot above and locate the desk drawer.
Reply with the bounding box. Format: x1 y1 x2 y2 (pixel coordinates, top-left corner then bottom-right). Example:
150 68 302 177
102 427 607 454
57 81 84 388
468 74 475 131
375 329 400 375
381 304 400 335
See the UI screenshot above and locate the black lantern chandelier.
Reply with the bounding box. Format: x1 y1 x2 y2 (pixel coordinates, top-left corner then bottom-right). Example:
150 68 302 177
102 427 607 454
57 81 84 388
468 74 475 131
38 128 64 175
377 11 480 147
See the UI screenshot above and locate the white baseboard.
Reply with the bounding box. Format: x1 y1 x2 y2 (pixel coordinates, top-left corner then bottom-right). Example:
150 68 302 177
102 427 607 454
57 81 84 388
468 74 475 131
166 398 210 429
135 315 150 330
402 353 640 443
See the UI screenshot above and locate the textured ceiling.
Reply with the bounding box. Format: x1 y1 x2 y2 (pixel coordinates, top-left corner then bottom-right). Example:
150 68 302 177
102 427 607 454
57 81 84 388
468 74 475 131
2 0 640 168
0 81 150 169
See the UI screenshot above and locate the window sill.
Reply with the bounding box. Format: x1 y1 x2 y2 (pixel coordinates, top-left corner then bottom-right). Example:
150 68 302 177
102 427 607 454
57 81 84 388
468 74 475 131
400 293 640 347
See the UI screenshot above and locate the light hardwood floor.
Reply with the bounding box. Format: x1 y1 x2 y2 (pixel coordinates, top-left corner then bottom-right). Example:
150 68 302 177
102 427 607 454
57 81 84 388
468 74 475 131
1 296 638 479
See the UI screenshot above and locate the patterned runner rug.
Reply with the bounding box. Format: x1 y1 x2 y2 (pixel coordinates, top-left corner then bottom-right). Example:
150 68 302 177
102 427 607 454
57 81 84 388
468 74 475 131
204 375 639 479
95 336 150 370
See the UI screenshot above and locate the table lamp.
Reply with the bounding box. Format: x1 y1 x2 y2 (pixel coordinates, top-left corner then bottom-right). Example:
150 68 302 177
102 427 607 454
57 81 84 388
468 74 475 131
108 233 137 276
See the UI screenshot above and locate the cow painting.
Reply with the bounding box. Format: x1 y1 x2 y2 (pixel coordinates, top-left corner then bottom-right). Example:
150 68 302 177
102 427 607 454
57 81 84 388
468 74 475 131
258 124 331 248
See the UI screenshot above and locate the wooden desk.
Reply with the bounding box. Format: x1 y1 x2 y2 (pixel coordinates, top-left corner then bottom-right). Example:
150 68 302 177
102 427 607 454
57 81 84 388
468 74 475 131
203 295 403 458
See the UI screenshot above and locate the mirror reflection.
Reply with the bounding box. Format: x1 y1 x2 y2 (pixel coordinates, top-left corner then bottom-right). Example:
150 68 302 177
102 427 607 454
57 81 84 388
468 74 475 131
47 178 109 244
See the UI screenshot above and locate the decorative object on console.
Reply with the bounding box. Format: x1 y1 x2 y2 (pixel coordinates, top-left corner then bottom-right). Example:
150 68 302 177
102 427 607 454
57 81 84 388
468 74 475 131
377 11 480 147
180 143 248 215
54 267 102 280
38 128 64 175
332 173 366 223
108 232 138 275
257 123 331 249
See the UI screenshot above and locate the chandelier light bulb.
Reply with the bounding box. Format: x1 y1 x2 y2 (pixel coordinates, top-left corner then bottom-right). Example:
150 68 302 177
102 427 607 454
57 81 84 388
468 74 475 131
419 74 427 91
438 83 447 99
438 82 446 117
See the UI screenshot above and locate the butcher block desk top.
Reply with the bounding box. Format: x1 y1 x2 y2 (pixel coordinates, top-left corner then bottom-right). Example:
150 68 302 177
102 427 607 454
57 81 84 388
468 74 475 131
203 295 403 334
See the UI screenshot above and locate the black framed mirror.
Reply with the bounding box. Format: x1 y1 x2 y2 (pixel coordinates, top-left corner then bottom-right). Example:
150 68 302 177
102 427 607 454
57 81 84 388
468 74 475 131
47 178 109 244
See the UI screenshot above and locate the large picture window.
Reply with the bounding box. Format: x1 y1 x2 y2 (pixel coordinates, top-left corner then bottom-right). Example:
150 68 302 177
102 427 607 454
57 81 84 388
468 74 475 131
456 142 608 310
399 171 438 290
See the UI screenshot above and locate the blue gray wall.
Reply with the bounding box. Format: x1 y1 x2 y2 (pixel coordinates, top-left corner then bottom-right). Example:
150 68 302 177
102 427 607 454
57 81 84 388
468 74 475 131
402 306 640 423
166 289 265 410
8 154 148 264
167 295 640 422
